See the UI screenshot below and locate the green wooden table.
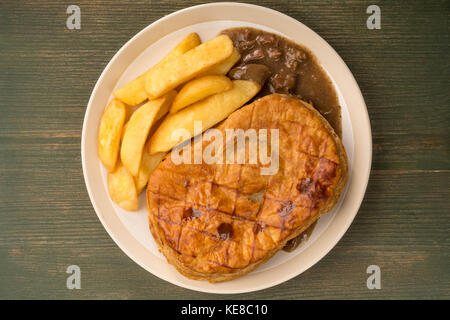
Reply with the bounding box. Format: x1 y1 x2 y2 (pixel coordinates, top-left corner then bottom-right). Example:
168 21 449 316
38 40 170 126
0 0 448 299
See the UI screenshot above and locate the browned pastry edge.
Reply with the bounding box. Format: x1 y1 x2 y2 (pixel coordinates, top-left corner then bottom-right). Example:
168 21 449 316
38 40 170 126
147 94 348 283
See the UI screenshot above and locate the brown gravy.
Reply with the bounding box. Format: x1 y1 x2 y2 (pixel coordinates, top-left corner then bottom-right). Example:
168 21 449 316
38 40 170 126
220 27 342 251
283 221 317 252
221 27 342 137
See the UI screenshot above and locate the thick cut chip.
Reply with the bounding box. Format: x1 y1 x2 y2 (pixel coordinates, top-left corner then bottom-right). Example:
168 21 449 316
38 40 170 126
121 92 175 176
113 74 148 107
108 161 138 211
149 80 261 154
98 99 126 172
120 90 177 142
170 75 232 113
199 48 241 76
145 35 234 100
155 90 177 121
120 121 128 142
135 151 166 194
113 33 200 106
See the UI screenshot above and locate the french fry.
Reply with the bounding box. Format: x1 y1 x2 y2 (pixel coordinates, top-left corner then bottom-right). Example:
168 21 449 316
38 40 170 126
113 74 148 107
120 121 128 142
145 35 234 100
135 151 166 194
134 113 169 194
149 80 261 154
121 91 175 176
113 33 201 106
98 99 126 172
170 75 232 113
121 90 174 143
199 48 241 76
108 161 138 211
155 90 177 121
125 104 139 122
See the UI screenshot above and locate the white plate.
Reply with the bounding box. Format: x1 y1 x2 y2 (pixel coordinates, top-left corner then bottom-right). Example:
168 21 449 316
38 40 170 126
81 2 371 294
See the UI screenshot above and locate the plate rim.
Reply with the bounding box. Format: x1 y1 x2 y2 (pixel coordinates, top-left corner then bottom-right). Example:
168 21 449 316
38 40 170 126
81 2 372 294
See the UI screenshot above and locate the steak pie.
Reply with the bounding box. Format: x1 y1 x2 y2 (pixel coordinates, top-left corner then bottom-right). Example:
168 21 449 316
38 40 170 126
146 94 348 282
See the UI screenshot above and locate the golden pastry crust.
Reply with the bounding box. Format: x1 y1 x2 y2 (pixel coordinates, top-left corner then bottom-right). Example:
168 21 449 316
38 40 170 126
147 94 348 282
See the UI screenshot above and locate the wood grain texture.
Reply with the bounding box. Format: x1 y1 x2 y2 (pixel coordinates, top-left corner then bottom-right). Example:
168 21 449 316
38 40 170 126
0 0 448 299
